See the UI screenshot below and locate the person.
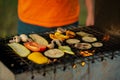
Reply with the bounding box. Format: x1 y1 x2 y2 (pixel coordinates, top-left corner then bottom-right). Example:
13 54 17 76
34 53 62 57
17 0 94 34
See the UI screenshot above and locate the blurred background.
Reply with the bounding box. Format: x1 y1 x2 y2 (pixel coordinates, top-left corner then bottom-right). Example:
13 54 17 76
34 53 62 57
0 0 18 38
0 0 87 38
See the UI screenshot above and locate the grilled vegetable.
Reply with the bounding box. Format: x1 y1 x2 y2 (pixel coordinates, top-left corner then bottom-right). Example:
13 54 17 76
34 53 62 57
56 28 66 33
49 32 69 41
28 52 49 64
76 31 93 37
92 42 103 47
82 36 97 42
19 34 29 42
8 43 30 57
24 42 46 52
9 36 21 43
49 29 75 41
53 39 62 46
44 49 64 58
74 43 92 50
47 39 61 49
29 34 48 46
66 30 76 38
66 39 80 44
55 32 69 40
49 34 58 40
47 40 55 49
58 46 75 55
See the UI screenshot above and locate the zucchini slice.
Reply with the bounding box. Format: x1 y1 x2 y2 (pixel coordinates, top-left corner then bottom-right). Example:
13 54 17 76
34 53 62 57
8 43 30 57
29 34 48 46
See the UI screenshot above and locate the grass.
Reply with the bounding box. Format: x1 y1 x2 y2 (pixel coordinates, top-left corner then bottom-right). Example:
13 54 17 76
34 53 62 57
0 0 86 38
79 0 87 25
0 0 18 38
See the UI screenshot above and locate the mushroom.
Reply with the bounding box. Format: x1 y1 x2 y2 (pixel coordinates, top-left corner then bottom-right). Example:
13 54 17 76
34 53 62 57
56 28 66 33
19 34 29 42
53 39 62 47
47 39 62 49
9 36 21 43
47 40 55 49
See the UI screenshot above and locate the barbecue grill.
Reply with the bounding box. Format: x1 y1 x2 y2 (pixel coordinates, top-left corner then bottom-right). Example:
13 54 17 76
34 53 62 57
0 26 120 77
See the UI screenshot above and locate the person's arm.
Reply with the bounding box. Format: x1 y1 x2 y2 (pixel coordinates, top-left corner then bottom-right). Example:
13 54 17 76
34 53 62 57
85 0 94 26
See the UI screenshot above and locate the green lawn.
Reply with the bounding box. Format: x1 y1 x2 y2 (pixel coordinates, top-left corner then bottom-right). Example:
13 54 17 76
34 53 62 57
0 0 86 38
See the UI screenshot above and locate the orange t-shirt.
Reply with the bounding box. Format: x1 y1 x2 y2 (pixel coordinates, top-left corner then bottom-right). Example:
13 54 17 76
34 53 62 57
18 0 80 28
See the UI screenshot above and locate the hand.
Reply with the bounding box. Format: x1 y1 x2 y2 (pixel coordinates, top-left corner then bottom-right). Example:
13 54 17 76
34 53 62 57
85 0 94 26
85 14 94 26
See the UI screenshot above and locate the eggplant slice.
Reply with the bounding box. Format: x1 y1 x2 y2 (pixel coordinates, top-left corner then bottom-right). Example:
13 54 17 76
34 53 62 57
76 31 94 37
74 43 92 50
92 42 103 47
44 49 64 58
82 36 97 42
66 39 80 45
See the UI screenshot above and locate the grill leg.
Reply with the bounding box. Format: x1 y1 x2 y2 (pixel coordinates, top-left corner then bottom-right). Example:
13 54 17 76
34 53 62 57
100 52 104 61
111 52 115 59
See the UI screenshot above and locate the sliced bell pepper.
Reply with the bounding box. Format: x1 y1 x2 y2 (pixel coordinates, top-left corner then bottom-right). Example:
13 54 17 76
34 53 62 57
24 41 46 52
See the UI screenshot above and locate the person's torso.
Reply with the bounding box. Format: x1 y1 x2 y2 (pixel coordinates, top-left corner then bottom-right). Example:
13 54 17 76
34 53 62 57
18 0 80 27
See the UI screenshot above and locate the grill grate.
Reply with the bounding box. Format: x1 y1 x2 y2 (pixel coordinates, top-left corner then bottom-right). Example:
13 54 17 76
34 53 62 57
0 26 120 75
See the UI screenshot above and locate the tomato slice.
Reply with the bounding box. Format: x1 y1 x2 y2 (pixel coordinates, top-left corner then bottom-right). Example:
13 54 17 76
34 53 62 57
24 42 46 52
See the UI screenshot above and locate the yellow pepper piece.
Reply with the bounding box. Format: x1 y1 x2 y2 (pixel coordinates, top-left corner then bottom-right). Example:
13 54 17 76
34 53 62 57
49 34 58 40
28 52 49 64
55 32 69 40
